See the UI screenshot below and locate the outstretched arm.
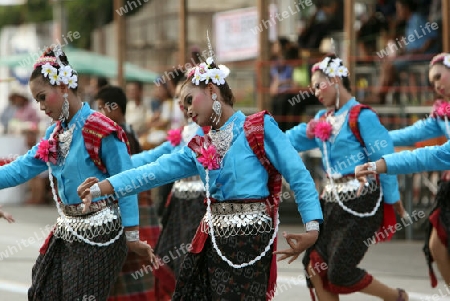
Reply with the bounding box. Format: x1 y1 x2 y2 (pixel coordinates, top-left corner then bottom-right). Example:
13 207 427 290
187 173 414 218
389 117 442 147
285 121 319 152
78 146 199 200
355 141 450 179
0 143 48 189
131 141 173 167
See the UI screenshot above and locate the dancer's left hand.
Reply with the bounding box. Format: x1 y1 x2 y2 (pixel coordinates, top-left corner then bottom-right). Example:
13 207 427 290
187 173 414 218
274 231 319 264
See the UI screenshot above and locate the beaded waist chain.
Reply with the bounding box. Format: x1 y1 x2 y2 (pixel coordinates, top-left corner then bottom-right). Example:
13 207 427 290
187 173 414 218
322 177 379 203
53 202 122 243
201 201 273 238
172 180 204 199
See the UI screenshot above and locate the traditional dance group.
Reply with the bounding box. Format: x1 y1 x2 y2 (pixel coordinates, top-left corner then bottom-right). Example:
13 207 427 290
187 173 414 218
1 38 450 301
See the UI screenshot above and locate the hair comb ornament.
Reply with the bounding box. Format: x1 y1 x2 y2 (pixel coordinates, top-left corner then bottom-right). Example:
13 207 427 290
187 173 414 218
34 44 78 89
187 30 230 86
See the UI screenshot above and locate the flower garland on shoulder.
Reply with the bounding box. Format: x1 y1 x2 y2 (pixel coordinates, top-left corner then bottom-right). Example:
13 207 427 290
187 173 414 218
35 122 62 164
188 135 220 170
430 99 450 119
306 113 333 142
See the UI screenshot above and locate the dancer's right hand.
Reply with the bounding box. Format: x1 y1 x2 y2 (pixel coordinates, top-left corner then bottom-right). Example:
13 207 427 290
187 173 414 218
0 206 14 223
274 231 318 264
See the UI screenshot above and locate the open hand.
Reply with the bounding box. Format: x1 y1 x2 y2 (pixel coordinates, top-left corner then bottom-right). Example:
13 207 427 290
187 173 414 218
274 231 318 264
127 240 158 265
0 206 14 223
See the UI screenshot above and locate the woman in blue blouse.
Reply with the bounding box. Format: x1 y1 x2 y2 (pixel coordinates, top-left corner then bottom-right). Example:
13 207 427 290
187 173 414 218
0 47 154 301
280 54 408 301
388 52 450 288
78 55 323 300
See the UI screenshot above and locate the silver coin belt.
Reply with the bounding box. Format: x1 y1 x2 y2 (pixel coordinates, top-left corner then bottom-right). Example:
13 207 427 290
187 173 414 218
53 204 122 243
322 177 379 203
201 202 273 238
172 179 205 199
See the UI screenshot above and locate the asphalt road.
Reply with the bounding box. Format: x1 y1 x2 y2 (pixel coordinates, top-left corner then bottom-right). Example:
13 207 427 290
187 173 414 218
0 205 449 301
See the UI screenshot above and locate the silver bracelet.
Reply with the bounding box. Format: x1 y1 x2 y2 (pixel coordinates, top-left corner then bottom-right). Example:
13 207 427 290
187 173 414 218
125 230 140 242
305 221 320 232
90 183 102 199
367 162 377 172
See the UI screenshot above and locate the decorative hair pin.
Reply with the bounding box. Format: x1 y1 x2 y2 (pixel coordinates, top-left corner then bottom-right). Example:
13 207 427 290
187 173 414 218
187 30 230 86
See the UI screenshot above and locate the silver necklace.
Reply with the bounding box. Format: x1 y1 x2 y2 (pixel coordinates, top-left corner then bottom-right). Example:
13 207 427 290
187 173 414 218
209 117 236 159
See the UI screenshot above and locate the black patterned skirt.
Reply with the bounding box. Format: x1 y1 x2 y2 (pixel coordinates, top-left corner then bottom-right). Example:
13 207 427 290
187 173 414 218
172 226 274 300
424 180 450 287
303 186 383 294
28 207 127 301
155 187 206 280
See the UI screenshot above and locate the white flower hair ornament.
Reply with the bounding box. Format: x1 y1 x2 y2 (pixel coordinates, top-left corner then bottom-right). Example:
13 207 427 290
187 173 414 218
444 55 450 68
311 57 349 78
187 57 230 86
33 48 78 89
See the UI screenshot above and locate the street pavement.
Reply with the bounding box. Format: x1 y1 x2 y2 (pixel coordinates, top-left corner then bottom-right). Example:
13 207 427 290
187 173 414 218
0 205 449 301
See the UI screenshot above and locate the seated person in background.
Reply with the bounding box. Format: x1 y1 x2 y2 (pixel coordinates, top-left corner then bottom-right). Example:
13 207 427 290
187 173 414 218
125 81 150 138
298 0 343 50
370 0 439 104
270 48 294 131
357 5 392 61
0 91 17 134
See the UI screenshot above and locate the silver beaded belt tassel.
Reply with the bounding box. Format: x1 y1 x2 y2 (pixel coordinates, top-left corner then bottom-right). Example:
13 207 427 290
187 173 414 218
322 178 378 203
201 202 274 238
53 205 122 243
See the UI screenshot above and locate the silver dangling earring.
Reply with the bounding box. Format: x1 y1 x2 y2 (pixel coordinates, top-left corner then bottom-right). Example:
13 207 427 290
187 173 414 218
59 93 70 122
335 84 340 109
210 93 222 126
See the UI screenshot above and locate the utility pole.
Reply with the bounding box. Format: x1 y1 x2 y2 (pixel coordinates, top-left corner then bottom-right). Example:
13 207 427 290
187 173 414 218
179 0 187 65
344 0 355 89
257 0 269 111
443 0 449 52
114 0 125 89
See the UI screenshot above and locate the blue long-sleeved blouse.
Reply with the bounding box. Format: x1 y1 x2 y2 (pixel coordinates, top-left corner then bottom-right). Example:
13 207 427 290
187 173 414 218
389 116 450 146
384 140 450 174
0 103 139 227
285 98 400 204
107 111 323 223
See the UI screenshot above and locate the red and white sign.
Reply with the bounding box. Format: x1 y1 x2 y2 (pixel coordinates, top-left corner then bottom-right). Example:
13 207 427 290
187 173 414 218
213 7 259 62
